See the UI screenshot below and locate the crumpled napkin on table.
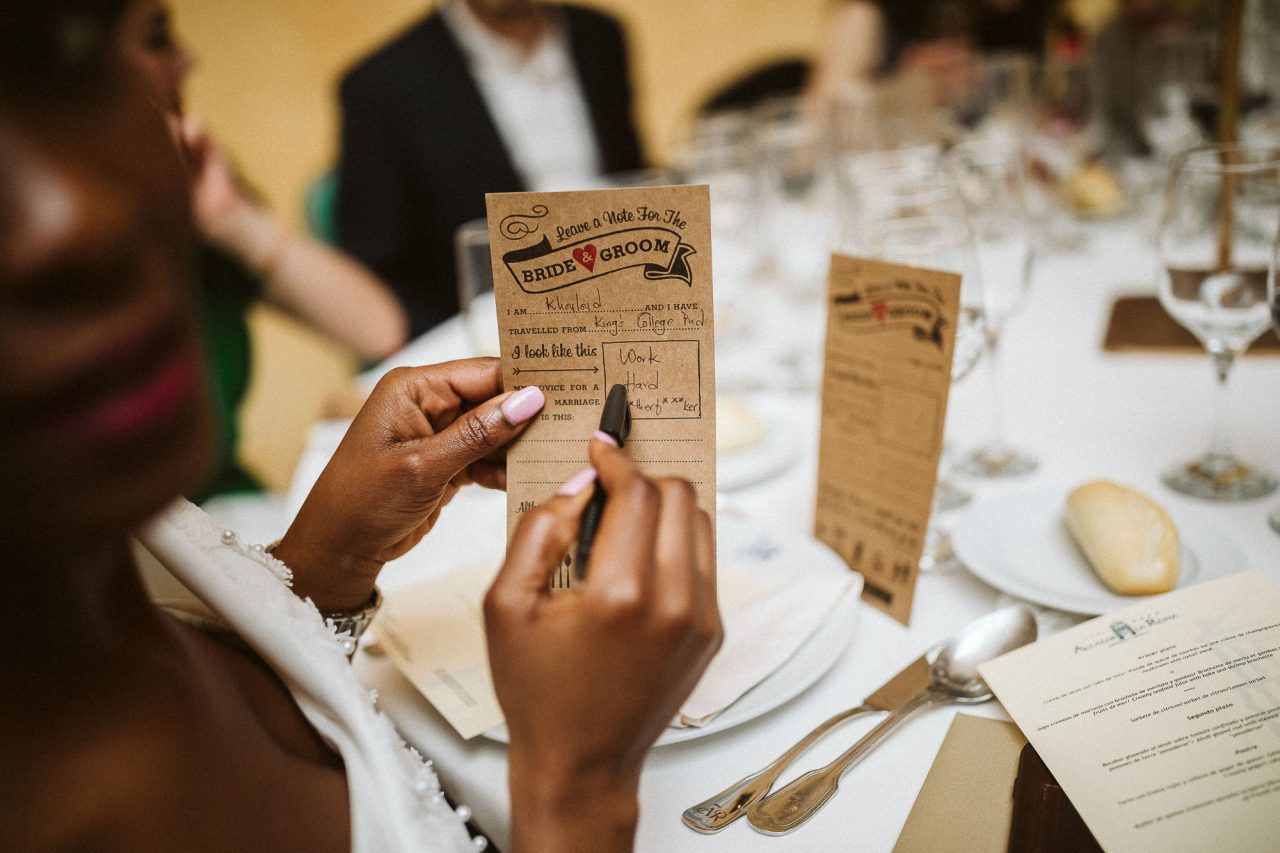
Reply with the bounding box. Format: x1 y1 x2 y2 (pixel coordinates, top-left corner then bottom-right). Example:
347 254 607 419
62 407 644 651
674 568 857 727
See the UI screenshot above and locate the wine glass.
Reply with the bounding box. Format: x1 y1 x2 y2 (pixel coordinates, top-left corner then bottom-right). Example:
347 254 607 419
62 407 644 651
947 138 1038 476
864 213 987 572
1135 31 1214 165
1157 144 1280 500
753 98 838 303
836 143 949 252
1028 52 1099 247
1268 214 1280 533
950 53 1036 147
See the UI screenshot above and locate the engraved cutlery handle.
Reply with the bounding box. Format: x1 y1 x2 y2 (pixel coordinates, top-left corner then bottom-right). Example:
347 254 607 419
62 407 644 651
747 692 937 835
680 703 876 833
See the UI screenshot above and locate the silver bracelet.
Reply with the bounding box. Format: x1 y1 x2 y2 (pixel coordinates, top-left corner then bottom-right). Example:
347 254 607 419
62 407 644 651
323 586 383 658
265 540 382 658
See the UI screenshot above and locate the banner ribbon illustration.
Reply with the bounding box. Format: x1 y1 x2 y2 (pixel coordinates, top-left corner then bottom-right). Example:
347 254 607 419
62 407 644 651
502 226 695 294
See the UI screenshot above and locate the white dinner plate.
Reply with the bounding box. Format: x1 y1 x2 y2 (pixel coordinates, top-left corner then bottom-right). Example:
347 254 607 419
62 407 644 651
483 515 861 747
951 486 1248 615
717 394 804 492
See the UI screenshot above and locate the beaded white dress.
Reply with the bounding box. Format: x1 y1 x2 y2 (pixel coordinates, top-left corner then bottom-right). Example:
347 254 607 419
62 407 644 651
138 499 483 853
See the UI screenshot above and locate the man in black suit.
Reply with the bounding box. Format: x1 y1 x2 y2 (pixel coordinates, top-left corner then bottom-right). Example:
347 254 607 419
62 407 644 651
337 0 644 336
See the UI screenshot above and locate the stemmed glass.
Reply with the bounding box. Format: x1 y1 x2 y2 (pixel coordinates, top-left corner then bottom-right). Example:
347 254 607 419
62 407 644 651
1135 32 1214 165
864 213 987 572
1029 52 1099 246
1156 144 1280 500
947 139 1038 476
753 98 838 304
1268 215 1280 533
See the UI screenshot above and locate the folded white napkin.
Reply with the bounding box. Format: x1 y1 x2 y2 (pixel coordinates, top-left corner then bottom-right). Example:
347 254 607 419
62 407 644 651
674 568 857 727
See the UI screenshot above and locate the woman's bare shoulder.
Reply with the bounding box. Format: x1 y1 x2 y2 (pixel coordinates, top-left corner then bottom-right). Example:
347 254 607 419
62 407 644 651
1 631 349 852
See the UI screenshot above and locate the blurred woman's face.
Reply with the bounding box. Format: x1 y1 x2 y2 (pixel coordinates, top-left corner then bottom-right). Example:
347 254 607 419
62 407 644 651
119 0 193 112
0 7 213 555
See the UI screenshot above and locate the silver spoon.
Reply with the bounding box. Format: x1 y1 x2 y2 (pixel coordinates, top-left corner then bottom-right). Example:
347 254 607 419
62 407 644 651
747 606 1038 835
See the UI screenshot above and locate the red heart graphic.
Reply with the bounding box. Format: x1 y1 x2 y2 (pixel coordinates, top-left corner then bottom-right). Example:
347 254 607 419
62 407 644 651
871 300 888 323
572 244 597 273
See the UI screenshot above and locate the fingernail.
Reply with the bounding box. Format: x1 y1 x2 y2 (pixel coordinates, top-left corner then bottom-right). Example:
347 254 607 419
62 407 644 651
501 386 545 425
556 467 597 496
592 430 619 447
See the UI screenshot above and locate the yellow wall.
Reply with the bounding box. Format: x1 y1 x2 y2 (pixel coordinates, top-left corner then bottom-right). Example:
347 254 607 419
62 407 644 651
171 0 830 489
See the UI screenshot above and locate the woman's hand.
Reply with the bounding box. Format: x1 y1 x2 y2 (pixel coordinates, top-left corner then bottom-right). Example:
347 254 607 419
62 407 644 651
485 436 722 852
179 116 257 250
275 360 544 611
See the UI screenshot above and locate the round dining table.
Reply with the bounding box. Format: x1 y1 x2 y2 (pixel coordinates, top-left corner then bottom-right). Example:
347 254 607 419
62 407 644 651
284 217 1280 852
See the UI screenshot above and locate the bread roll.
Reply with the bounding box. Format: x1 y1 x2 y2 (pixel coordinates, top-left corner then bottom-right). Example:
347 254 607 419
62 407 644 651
716 396 765 454
1065 481 1180 595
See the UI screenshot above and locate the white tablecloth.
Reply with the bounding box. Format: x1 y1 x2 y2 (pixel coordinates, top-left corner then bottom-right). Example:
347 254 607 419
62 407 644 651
288 221 1280 851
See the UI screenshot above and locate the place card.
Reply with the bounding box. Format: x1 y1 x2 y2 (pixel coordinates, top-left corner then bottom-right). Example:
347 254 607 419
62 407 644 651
813 254 960 624
895 714 1028 853
486 186 715 586
980 571 1280 853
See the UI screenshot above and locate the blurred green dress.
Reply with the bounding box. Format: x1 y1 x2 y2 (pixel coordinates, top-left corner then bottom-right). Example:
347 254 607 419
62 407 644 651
190 243 264 502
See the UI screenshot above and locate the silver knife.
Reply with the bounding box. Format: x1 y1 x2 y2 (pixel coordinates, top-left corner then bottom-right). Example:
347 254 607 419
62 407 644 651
681 650 935 833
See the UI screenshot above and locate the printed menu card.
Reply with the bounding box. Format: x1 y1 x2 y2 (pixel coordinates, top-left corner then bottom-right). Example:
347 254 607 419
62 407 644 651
813 254 960 624
486 186 715 586
980 571 1280 852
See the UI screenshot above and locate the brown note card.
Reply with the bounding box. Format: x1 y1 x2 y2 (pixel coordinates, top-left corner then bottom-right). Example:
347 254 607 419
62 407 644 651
486 186 715 587
894 714 1028 853
814 255 960 624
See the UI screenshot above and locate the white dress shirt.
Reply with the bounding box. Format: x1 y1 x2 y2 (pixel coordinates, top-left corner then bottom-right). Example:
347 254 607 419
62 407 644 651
442 0 604 192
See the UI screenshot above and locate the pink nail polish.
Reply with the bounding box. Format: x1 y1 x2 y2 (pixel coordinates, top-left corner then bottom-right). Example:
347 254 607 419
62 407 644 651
592 430 619 447
556 467 598 496
501 386 545 425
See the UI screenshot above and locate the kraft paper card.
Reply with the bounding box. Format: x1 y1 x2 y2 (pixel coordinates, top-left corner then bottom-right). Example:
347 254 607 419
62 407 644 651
894 714 1027 853
980 571 1280 853
813 254 960 625
375 566 503 740
486 186 715 586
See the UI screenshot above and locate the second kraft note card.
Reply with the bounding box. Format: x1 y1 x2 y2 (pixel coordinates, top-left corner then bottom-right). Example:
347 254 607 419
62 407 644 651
814 254 961 625
486 185 716 584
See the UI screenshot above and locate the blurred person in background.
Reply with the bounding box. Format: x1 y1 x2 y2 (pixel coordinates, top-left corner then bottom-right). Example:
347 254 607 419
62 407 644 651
336 0 645 337
1093 0 1280 158
808 0 1057 109
1092 0 1188 156
123 1 409 500
0 3 720 849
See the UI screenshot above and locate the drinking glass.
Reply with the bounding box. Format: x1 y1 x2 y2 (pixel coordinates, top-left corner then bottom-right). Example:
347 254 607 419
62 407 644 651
837 144 950 252
1268 215 1280 533
864 213 987 571
830 73 939 155
1156 144 1280 500
670 110 759 302
455 218 500 357
947 139 1038 476
1028 53 1099 247
950 53 1036 147
1135 32 1214 164
753 98 838 303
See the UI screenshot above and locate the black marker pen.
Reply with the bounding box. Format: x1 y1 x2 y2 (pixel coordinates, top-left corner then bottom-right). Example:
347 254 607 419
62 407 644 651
574 384 630 581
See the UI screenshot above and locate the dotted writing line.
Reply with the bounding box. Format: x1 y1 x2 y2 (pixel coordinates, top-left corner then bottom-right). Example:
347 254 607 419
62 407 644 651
515 309 637 316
